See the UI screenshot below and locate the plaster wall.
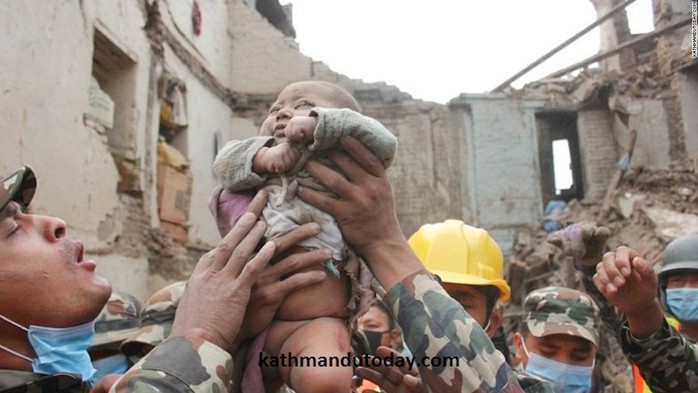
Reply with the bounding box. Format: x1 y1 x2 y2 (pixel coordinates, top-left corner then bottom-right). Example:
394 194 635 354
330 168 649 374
0 1 160 297
228 0 311 93
453 95 544 231
370 103 467 237
161 0 233 87
679 69 698 170
619 99 672 169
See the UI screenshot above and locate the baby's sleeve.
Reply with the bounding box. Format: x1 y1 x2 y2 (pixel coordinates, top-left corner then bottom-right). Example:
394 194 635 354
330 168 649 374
213 136 275 191
309 108 397 168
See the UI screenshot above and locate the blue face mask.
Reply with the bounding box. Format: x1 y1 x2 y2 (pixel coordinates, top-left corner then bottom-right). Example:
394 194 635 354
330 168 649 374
666 288 698 322
522 342 593 393
0 314 97 382
92 353 129 381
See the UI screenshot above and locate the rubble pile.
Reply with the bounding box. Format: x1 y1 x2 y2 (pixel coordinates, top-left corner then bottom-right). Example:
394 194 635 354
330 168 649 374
507 164 697 392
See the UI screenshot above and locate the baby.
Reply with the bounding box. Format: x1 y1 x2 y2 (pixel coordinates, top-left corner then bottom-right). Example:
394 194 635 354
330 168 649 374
211 80 397 393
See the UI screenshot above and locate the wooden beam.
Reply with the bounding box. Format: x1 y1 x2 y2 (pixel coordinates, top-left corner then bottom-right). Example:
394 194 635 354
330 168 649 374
492 0 638 92
546 17 691 78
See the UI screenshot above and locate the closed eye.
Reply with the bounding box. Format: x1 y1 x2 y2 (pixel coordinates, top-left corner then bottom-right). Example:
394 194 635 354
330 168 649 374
295 100 314 109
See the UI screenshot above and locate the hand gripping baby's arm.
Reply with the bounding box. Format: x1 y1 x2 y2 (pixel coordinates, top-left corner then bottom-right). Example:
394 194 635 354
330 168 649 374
309 108 398 168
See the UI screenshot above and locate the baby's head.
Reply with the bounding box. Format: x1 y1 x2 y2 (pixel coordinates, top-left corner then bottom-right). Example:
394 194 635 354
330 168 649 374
260 80 360 136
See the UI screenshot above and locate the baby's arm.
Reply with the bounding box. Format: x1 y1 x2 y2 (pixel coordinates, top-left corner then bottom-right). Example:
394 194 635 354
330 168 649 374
213 136 274 191
308 108 398 168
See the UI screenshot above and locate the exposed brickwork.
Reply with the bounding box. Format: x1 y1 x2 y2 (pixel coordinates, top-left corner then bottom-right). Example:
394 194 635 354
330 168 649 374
578 110 618 201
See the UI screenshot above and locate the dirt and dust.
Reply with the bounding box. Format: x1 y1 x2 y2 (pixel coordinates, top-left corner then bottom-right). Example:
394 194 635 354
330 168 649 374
505 163 697 392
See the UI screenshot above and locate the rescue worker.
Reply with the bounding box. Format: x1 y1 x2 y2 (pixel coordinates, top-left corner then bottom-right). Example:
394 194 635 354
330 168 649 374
407 220 510 337
354 219 553 393
594 236 698 393
550 223 697 392
353 300 405 393
513 287 601 393
0 165 327 392
301 136 533 391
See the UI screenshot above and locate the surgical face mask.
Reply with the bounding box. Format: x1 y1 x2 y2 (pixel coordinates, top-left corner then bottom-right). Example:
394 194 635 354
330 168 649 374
360 329 388 355
666 288 698 322
0 314 97 382
521 340 593 393
92 353 129 381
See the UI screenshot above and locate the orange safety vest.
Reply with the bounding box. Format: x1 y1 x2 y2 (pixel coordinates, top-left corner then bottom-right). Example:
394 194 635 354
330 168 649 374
356 378 383 393
632 318 682 393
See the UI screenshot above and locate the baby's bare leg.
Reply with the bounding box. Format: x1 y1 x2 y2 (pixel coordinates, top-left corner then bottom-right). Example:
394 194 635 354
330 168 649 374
275 317 353 393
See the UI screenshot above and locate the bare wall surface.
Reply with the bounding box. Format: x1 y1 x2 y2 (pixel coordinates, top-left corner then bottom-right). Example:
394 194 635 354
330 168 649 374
228 0 311 93
679 68 698 170
456 95 544 230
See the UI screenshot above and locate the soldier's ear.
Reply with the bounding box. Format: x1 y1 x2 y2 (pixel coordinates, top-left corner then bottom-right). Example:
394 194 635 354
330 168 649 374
512 332 526 365
484 307 503 337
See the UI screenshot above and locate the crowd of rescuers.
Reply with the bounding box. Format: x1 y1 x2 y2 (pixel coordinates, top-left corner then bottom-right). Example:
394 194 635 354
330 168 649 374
0 87 695 392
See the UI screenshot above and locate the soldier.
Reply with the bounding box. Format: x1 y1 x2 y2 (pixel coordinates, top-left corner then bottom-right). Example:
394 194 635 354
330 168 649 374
513 287 601 393
0 166 328 392
300 136 529 392
594 239 698 393
354 220 553 393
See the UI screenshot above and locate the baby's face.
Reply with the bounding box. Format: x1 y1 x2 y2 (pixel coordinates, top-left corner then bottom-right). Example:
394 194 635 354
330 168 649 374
260 81 340 137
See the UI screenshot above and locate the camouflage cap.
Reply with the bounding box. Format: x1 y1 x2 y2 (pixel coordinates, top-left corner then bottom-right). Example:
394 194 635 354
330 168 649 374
1 166 36 211
120 281 186 356
523 286 601 346
91 291 142 347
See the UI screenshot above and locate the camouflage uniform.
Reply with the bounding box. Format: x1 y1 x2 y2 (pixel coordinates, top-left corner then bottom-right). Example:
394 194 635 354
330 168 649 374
111 281 234 392
120 281 185 362
379 270 526 393
0 168 233 392
0 337 232 393
91 291 142 350
618 316 698 392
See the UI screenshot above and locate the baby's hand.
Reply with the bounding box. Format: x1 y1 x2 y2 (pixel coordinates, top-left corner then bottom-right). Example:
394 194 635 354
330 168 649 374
261 143 301 174
285 116 317 144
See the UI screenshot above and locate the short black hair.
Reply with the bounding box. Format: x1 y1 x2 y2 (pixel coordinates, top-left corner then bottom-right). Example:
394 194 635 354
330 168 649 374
372 299 396 331
474 285 500 319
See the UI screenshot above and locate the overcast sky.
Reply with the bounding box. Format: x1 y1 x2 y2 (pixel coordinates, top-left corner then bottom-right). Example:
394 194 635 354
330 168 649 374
281 0 654 104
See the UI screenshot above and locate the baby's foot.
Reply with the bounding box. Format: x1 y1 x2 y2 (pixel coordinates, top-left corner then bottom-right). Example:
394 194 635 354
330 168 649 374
548 222 610 268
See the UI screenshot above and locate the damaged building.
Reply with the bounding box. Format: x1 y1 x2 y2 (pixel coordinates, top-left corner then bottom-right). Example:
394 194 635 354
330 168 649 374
0 0 696 390
1 0 695 296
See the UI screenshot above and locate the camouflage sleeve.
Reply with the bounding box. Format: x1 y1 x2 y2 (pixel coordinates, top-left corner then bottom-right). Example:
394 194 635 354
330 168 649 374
619 319 698 393
213 136 275 191
110 336 233 393
578 265 624 333
309 108 397 168
382 270 523 393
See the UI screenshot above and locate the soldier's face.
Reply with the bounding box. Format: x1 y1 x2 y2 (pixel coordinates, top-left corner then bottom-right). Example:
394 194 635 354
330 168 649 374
442 282 491 330
665 271 698 289
0 202 111 327
357 305 393 347
515 332 596 367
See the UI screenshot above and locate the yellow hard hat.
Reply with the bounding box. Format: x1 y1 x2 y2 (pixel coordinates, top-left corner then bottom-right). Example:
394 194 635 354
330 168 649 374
408 219 511 303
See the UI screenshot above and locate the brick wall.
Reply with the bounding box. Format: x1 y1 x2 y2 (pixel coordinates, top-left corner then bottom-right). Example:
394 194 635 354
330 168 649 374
578 109 618 201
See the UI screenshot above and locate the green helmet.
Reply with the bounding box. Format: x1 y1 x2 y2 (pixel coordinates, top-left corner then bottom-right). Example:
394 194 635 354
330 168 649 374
658 234 698 316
